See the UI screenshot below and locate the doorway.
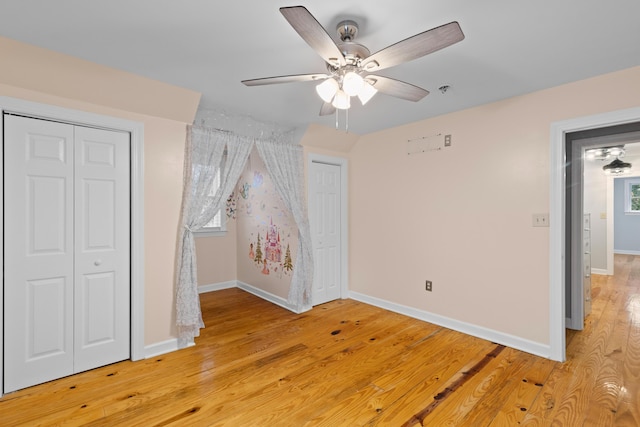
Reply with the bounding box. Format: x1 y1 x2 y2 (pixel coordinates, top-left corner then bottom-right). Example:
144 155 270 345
0 97 145 396
565 125 640 331
308 154 348 306
550 106 640 361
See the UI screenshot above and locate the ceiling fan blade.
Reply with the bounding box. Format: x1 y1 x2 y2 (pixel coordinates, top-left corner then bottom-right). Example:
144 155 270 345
280 6 346 68
242 73 329 86
319 102 336 116
366 75 429 102
361 21 464 72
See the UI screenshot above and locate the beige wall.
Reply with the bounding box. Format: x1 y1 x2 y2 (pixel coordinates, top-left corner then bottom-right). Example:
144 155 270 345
0 37 200 346
349 66 640 346
195 220 238 286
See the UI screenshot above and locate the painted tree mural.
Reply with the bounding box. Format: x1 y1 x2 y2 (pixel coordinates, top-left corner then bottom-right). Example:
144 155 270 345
254 234 263 264
283 244 293 272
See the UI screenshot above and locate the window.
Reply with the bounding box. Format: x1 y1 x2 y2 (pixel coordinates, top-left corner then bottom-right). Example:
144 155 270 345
625 178 640 214
194 166 227 236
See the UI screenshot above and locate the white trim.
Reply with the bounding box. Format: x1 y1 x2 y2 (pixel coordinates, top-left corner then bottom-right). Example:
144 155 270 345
198 281 237 293
198 280 305 312
193 229 228 237
307 153 349 303
591 268 609 276
349 291 550 359
237 281 303 313
0 97 145 396
145 339 194 359
614 249 640 256
550 106 640 363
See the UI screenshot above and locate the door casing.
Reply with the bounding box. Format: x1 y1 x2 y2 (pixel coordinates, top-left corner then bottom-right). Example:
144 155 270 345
0 97 145 396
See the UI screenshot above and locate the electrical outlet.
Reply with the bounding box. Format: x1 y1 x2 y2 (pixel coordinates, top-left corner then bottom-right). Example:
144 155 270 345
532 213 549 227
444 134 452 147
425 280 433 292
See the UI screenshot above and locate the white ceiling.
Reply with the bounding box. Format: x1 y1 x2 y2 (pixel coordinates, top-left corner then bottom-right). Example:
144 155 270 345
1 0 640 135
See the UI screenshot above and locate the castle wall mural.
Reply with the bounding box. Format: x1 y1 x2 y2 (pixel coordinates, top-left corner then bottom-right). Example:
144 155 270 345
233 149 298 298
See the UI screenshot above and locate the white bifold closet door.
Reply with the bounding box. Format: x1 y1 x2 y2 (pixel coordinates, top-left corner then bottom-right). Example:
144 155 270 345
3 115 130 393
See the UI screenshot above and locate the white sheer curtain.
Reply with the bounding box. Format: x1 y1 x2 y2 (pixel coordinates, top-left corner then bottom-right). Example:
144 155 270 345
255 139 314 312
175 126 253 343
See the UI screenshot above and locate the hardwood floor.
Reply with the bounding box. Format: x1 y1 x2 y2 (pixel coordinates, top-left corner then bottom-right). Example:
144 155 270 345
1 255 639 426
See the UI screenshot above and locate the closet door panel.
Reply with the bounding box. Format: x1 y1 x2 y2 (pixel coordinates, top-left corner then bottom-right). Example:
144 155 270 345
3 115 75 393
73 126 130 373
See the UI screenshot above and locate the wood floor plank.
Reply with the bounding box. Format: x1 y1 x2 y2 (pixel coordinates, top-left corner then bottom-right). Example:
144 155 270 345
303 329 481 426
1 255 638 426
486 352 556 426
370 342 505 426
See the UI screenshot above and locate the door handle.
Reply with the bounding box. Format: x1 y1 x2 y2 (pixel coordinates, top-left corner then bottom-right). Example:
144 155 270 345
94 259 102 266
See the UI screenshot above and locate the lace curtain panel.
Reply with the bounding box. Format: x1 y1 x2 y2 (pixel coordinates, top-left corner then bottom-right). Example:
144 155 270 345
255 139 314 311
175 126 253 342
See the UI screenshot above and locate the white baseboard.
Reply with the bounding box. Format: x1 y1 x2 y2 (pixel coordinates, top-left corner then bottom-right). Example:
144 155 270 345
236 281 299 313
198 280 237 294
199 280 302 313
591 268 608 275
144 338 194 358
349 291 551 360
614 249 640 256
146 284 552 360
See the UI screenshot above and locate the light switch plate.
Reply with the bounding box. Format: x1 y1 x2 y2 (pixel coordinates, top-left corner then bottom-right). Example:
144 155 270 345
533 213 549 227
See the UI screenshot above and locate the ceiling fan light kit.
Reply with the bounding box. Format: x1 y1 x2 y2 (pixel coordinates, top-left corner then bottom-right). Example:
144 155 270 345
241 5 465 128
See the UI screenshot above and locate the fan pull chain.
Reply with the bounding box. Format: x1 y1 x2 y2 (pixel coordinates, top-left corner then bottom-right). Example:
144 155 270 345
333 108 349 132
346 107 349 133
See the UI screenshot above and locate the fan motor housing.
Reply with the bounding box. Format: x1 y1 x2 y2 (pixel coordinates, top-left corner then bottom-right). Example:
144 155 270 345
337 20 359 41
339 42 370 64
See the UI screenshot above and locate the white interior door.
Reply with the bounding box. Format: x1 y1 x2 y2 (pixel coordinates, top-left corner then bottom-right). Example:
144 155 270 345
310 161 341 305
4 116 75 392
3 115 130 392
73 125 130 373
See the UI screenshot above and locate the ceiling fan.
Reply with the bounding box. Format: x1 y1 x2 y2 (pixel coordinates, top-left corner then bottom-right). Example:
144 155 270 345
242 6 465 116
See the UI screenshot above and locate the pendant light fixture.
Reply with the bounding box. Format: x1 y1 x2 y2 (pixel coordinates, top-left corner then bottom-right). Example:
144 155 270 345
602 157 632 175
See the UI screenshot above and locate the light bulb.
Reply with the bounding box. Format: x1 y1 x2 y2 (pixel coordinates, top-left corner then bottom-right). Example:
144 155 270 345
609 147 625 157
316 78 339 103
332 89 351 109
342 72 364 96
357 81 378 105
